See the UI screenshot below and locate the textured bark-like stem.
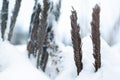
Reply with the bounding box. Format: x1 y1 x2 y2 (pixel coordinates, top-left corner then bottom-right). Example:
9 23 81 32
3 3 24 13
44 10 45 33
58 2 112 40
28 0 38 37
0 0 9 40
8 0 22 41
91 4 101 72
70 9 83 75
40 45 49 71
27 0 50 71
37 0 50 69
27 4 41 57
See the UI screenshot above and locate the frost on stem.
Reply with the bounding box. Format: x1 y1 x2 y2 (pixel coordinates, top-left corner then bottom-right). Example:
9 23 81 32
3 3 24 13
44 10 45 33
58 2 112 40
8 0 22 41
91 4 101 72
37 0 50 70
0 0 9 41
27 0 51 72
50 0 61 21
27 4 41 58
70 8 83 75
28 0 38 38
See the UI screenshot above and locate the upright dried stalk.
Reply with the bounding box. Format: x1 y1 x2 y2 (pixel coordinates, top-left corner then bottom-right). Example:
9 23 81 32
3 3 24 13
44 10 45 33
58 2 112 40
27 4 41 57
70 8 83 75
37 0 50 69
8 0 22 41
91 4 101 72
27 0 50 71
28 0 38 37
0 0 9 40
40 37 49 71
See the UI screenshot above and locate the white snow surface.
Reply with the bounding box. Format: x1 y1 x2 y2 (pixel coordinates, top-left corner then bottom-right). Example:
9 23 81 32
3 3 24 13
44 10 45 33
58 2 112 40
1 36 120 80
0 41 50 80
1 0 120 80
54 36 120 80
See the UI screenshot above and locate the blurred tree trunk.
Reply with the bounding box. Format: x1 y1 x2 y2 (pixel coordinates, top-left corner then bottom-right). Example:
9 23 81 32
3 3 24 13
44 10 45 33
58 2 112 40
70 8 83 75
91 4 101 72
8 0 22 41
0 0 9 41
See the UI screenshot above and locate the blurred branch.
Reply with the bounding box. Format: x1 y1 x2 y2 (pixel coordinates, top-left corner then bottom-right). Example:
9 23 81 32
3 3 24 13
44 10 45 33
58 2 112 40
8 0 22 41
0 0 9 40
28 0 38 38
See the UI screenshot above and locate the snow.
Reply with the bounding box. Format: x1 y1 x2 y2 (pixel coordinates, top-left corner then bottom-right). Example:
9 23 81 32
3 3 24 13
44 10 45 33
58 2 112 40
0 37 120 80
100 0 120 45
53 36 120 80
54 46 77 80
0 42 50 80
102 43 120 80
15 0 34 32
1 0 120 80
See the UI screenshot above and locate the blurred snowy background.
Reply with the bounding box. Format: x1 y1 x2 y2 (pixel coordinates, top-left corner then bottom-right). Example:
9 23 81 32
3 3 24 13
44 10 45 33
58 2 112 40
0 0 120 46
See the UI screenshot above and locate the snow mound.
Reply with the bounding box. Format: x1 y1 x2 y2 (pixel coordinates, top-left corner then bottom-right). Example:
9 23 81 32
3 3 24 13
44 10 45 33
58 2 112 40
0 41 50 80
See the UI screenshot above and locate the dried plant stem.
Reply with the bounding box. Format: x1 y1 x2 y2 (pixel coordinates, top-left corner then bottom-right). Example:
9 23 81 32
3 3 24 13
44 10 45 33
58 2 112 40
37 0 50 69
27 4 41 57
28 0 38 37
70 8 83 75
27 0 50 71
91 4 101 72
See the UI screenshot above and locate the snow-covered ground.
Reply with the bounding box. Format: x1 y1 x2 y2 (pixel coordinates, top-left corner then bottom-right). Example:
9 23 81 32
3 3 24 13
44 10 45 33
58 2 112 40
0 41 50 80
0 36 120 80
1 0 120 80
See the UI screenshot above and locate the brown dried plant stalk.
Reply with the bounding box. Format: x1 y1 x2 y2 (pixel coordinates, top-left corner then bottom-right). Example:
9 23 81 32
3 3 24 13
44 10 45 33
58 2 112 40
70 8 83 75
37 0 50 69
27 4 41 57
91 4 101 72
